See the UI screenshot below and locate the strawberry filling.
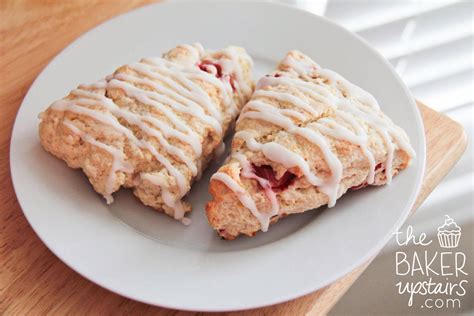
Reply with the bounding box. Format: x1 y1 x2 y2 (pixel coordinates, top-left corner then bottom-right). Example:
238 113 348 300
198 60 236 91
199 60 223 78
264 73 281 78
253 165 296 192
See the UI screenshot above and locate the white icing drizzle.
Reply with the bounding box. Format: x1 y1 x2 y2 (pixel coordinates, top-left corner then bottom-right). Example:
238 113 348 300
211 172 271 230
253 89 321 117
213 52 415 231
233 153 279 232
51 92 188 197
63 120 133 204
257 76 337 107
281 52 380 110
185 70 234 114
257 54 415 182
113 65 222 134
315 110 376 184
237 98 343 206
140 173 188 220
104 78 203 155
181 217 192 226
235 130 341 206
48 44 248 219
219 47 253 104
70 88 199 176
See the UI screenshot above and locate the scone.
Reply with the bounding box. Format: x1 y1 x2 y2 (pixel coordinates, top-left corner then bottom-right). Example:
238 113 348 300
206 50 415 239
39 43 254 223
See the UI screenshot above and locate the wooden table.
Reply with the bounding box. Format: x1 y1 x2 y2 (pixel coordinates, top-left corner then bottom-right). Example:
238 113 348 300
0 1 467 315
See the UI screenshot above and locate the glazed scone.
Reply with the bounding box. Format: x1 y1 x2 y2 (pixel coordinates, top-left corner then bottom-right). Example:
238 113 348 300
206 50 415 239
39 43 254 222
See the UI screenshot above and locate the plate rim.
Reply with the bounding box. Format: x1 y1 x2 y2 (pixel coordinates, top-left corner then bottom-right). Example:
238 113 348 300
10 1 426 311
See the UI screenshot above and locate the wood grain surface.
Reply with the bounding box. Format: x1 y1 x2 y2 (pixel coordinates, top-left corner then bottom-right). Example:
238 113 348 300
0 1 467 315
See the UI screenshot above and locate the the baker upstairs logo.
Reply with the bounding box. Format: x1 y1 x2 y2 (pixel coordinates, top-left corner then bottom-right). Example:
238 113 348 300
393 215 469 310
437 215 461 249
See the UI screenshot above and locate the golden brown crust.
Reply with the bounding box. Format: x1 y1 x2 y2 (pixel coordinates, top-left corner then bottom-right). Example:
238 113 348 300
207 150 409 239
206 51 413 239
39 44 254 218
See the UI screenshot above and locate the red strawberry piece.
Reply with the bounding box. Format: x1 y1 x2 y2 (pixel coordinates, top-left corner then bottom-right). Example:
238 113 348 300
198 60 236 92
253 165 296 192
198 60 223 78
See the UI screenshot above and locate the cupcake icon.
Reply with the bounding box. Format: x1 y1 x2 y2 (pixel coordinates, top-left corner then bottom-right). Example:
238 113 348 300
437 215 461 248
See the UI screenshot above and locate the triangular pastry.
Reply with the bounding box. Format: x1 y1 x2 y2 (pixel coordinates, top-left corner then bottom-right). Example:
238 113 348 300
206 50 415 239
39 44 254 223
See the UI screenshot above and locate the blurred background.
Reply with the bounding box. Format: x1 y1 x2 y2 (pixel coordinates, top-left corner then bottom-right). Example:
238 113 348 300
275 0 473 314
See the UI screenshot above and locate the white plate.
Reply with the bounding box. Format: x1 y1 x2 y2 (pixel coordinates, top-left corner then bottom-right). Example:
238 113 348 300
10 1 425 312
